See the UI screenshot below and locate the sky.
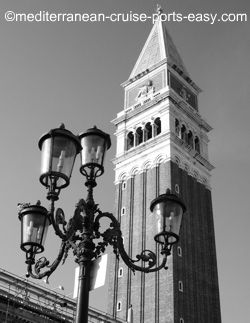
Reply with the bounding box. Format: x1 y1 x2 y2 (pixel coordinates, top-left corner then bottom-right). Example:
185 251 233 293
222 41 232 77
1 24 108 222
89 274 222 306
0 0 249 322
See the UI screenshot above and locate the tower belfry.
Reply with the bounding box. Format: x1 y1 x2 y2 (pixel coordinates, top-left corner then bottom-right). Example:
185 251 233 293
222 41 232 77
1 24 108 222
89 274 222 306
108 9 221 323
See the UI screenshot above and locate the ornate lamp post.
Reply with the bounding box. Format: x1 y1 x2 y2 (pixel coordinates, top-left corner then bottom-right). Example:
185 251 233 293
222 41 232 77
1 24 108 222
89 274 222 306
18 124 186 323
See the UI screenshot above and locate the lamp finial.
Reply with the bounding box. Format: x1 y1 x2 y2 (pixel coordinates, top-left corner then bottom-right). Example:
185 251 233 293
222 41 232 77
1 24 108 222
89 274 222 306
166 188 171 195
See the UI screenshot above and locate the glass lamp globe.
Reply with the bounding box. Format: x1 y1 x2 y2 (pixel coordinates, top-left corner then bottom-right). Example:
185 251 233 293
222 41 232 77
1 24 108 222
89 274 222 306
18 203 49 254
78 126 111 181
150 189 186 246
38 124 82 191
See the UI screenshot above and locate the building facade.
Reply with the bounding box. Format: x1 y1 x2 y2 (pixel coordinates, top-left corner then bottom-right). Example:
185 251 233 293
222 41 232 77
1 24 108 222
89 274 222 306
0 268 125 323
108 10 221 323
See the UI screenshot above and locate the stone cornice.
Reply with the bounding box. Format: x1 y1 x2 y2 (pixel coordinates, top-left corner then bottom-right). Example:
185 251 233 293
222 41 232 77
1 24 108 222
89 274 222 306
111 91 169 126
167 63 202 94
121 59 168 88
169 93 212 132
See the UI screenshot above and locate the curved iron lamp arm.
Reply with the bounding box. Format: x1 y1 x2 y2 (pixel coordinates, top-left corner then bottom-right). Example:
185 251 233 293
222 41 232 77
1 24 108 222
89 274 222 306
94 211 170 273
48 198 68 240
49 197 90 240
25 241 67 279
24 199 89 280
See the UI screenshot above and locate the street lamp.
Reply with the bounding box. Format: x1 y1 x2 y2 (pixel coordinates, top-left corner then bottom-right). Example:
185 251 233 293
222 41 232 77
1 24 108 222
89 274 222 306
18 124 186 323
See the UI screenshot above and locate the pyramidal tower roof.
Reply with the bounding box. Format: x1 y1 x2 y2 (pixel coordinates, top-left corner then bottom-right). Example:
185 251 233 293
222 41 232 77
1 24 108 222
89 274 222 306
129 7 190 79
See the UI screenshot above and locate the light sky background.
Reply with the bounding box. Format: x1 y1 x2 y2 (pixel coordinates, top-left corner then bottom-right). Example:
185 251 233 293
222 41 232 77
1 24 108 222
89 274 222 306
0 0 249 322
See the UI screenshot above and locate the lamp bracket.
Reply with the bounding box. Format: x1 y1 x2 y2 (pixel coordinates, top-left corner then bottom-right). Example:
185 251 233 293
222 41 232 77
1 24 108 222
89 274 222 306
93 211 169 273
26 241 67 279
22 189 173 280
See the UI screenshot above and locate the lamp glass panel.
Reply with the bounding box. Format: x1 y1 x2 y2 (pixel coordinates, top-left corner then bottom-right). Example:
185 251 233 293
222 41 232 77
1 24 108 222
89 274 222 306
80 135 106 167
40 137 52 176
51 136 77 176
22 212 49 248
154 200 183 242
41 136 77 187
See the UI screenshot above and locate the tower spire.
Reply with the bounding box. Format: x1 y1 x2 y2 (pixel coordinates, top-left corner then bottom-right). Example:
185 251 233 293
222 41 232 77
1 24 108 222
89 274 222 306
128 8 190 80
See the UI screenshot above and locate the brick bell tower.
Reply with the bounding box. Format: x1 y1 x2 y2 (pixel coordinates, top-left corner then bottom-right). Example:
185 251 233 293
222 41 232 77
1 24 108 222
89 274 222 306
107 8 221 323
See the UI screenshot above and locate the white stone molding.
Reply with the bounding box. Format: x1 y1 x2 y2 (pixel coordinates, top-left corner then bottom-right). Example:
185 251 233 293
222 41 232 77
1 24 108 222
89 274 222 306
118 172 128 183
129 167 140 178
154 154 167 166
142 160 153 172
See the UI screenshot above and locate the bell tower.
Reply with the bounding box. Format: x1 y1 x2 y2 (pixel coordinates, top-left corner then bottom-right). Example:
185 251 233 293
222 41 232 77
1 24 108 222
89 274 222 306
107 9 221 323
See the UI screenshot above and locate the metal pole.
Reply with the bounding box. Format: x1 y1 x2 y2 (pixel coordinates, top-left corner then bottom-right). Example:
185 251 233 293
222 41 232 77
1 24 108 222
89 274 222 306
75 260 91 323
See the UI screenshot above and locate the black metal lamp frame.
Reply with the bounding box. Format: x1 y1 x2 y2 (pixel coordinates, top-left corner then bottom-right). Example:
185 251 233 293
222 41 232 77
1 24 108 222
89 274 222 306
18 126 186 323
